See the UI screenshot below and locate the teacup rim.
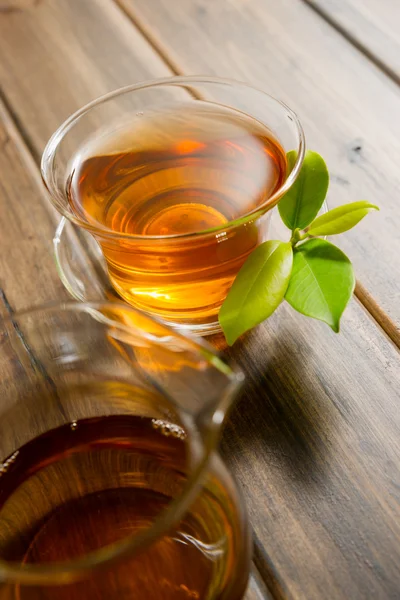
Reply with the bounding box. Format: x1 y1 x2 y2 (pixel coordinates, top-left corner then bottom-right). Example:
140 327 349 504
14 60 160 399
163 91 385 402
41 75 306 242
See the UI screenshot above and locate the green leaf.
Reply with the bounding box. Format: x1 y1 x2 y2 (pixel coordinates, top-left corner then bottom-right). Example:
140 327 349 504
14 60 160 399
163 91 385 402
219 241 293 345
307 201 379 237
285 239 355 332
278 150 329 231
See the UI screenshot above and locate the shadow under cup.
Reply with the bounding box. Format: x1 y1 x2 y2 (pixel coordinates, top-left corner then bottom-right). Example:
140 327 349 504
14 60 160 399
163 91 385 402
41 76 305 335
0 302 249 599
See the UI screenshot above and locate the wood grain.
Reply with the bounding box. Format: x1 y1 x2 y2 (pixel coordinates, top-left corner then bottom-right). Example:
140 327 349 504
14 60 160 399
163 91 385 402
0 0 170 158
0 100 68 310
0 98 110 313
303 0 400 83
117 0 400 337
220 301 400 599
0 98 74 460
0 1 399 599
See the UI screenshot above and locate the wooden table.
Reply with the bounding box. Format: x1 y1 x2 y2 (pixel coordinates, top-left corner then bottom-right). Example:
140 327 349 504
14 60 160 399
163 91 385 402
0 1 399 598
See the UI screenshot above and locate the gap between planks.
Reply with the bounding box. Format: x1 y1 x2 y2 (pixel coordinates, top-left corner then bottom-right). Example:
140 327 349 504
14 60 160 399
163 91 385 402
354 281 400 349
299 0 400 87
0 86 41 165
247 560 276 599
253 533 290 600
114 0 182 76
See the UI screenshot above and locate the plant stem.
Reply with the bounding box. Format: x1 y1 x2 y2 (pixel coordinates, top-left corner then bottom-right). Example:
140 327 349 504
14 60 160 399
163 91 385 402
290 229 309 247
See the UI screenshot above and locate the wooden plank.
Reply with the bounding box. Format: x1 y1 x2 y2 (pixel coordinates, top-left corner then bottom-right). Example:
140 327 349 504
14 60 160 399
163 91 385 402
117 0 400 341
0 98 109 313
0 99 76 469
0 0 170 157
304 0 400 82
218 300 400 599
0 1 400 599
0 100 68 309
0 96 124 447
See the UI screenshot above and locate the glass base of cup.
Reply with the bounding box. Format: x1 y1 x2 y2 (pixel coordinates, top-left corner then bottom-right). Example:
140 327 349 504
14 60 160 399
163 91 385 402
54 218 223 337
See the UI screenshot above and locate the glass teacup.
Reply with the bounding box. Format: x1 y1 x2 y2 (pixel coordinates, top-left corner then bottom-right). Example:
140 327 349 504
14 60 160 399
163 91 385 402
0 302 249 599
41 76 305 335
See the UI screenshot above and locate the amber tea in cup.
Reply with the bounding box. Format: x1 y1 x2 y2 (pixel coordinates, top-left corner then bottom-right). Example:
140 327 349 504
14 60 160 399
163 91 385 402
42 77 305 334
68 105 286 317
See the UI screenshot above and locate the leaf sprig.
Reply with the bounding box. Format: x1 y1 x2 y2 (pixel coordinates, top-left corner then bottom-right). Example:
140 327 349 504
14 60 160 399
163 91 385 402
219 150 378 345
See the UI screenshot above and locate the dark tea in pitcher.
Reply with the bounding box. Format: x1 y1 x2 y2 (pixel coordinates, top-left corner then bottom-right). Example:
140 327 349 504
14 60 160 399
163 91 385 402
0 397 248 599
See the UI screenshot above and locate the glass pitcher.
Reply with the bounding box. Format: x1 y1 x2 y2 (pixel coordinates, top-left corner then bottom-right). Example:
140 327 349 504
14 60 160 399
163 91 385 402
0 302 249 599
